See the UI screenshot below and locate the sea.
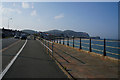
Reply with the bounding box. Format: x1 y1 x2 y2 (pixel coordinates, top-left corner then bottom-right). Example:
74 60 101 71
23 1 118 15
56 39 120 59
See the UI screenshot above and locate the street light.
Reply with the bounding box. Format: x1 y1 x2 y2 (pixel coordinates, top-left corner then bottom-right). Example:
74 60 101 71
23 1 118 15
8 18 12 29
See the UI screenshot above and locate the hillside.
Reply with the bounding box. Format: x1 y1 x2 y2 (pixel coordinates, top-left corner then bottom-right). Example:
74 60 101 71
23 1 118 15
63 30 89 38
21 29 38 34
45 30 89 38
45 30 63 35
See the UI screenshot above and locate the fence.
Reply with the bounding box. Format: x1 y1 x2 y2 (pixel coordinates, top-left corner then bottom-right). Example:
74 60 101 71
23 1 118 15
53 37 119 59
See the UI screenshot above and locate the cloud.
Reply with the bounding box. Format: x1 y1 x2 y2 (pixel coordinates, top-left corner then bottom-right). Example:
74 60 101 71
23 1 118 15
0 5 2 15
0 6 2 16
54 14 64 19
22 2 29 8
2 7 22 14
31 10 37 16
32 3 34 9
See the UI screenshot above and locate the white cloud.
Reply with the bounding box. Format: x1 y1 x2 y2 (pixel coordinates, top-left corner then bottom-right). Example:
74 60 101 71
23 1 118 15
2 7 22 15
32 3 34 9
31 10 37 16
0 5 3 15
54 14 64 19
22 2 29 8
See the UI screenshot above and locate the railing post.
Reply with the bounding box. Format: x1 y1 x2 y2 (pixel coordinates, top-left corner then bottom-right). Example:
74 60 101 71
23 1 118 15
58 38 59 43
52 42 54 57
89 38 92 52
73 37 74 47
67 37 69 46
57 38 58 43
63 37 64 45
58 38 60 44
79 37 82 49
54 37 55 42
59 37 61 44
103 38 106 56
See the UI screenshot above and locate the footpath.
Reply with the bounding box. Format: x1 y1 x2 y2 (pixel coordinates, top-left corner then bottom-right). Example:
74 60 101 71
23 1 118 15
44 40 119 79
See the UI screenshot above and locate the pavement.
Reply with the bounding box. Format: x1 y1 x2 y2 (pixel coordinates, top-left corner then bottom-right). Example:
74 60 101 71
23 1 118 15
2 39 68 79
48 42 119 79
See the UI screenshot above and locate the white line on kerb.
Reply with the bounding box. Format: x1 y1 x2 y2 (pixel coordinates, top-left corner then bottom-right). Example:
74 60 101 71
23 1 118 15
0 40 28 80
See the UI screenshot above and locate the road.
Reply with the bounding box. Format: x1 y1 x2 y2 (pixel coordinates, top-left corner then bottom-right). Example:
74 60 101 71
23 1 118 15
2 38 19 49
2 38 67 79
2 39 25 71
0 38 20 74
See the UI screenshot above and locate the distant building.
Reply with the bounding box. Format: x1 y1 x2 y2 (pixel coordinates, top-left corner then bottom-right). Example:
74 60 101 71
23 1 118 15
39 32 55 40
0 28 29 38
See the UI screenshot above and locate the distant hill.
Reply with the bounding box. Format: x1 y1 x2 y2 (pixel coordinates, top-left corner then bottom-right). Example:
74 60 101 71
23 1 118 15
45 30 90 38
45 30 63 35
21 29 38 34
63 30 89 38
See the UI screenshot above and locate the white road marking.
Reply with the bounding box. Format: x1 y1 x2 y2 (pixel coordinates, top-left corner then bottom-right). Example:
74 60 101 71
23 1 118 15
39 40 52 52
0 40 28 80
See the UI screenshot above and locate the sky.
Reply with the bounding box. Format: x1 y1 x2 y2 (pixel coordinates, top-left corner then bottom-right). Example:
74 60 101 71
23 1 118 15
0 2 118 39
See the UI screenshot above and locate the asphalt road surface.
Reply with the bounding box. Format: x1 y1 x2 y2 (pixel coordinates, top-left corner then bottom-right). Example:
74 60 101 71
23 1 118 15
2 40 25 70
2 38 19 49
2 39 67 78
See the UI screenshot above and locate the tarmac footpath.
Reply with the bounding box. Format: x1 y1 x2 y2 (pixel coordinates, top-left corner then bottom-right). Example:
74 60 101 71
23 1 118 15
50 42 119 79
2 40 68 79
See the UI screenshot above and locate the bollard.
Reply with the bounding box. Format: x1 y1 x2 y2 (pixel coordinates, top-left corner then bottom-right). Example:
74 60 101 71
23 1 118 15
89 38 92 52
79 37 82 49
52 42 54 57
63 37 64 45
67 37 69 46
73 37 74 47
103 38 106 56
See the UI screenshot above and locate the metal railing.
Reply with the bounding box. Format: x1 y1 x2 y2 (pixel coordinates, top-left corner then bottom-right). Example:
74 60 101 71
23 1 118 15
53 37 119 59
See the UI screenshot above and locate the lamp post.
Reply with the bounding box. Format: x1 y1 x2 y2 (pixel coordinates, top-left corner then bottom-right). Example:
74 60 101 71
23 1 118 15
8 18 12 29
